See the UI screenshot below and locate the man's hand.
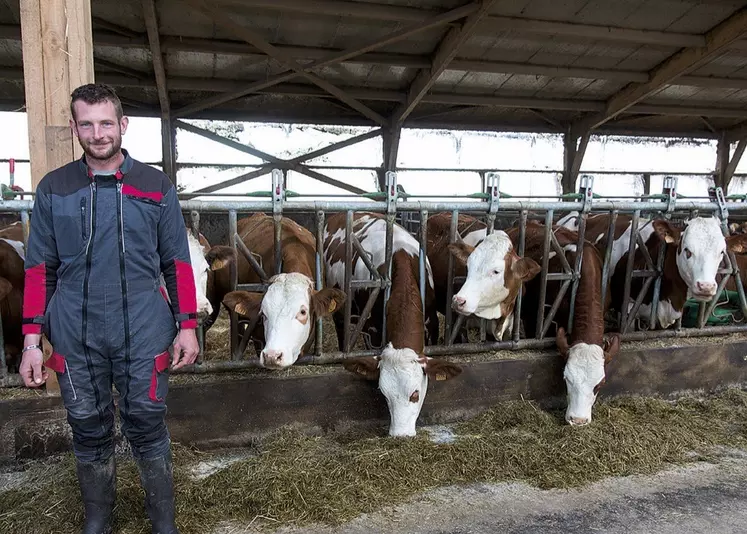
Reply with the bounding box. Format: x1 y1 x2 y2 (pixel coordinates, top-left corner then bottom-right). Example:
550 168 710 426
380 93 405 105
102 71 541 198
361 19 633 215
19 347 48 388
171 328 199 370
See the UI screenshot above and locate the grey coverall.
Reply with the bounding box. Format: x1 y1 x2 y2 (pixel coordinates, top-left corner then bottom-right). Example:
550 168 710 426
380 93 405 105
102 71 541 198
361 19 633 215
22 149 197 462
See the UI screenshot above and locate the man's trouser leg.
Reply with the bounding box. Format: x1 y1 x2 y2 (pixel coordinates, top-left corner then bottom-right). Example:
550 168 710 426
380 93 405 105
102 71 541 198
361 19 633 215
111 284 179 534
45 315 116 534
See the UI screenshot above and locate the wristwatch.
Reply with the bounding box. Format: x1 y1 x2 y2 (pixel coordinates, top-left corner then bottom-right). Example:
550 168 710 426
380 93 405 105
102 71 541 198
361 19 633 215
22 344 42 353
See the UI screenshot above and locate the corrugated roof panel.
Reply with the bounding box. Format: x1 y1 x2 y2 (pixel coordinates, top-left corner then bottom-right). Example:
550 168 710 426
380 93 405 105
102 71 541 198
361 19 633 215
535 77 600 99
451 71 514 93
494 74 553 94
91 0 146 34
573 0 649 26
514 0 596 22
618 0 702 31
663 1 744 33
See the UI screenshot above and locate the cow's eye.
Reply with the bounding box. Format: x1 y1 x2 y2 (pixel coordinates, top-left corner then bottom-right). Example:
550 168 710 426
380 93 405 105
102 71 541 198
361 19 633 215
299 308 307 316
492 269 500 275
685 248 692 259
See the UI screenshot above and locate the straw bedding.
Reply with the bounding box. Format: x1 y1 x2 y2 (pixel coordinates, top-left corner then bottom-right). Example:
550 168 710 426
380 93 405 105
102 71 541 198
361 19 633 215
1 388 746 534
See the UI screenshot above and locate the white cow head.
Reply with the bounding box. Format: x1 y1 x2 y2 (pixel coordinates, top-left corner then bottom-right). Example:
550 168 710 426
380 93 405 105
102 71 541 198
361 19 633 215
343 344 462 437
449 232 541 319
223 273 346 369
556 327 620 426
653 217 747 302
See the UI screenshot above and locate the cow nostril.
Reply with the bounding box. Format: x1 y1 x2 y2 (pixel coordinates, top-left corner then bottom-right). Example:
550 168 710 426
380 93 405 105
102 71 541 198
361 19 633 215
452 296 466 309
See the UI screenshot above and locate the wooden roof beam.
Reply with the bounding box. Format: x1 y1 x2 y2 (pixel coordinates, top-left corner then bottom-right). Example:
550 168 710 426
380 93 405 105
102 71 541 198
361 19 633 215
393 0 499 125
573 6 747 133
174 1 479 119
182 0 395 125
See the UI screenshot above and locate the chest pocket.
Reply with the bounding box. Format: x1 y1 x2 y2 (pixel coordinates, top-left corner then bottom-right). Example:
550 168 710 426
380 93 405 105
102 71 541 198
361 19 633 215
122 193 162 245
53 195 88 257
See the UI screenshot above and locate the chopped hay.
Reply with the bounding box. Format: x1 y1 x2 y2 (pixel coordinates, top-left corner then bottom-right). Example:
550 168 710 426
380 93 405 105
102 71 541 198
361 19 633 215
2 389 747 534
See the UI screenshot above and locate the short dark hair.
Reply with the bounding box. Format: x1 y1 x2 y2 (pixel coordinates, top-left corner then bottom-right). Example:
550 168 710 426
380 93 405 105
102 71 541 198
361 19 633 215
70 83 124 121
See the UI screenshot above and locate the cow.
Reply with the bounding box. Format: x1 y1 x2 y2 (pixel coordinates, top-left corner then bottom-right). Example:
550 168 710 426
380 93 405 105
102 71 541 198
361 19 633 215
508 222 620 425
558 212 747 329
219 213 346 369
445 220 542 341
324 212 461 437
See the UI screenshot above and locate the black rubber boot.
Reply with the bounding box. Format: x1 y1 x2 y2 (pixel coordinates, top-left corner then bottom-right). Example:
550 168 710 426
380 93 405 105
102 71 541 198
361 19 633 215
75 455 116 534
134 450 179 534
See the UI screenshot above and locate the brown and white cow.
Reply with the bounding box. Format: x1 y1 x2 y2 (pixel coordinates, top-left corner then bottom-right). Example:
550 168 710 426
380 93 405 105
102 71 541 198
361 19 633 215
220 213 346 369
508 222 620 425
324 212 461 437
445 220 541 340
558 212 747 329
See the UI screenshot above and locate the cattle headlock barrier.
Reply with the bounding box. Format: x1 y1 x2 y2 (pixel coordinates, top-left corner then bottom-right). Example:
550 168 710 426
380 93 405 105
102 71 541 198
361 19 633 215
2 170 747 388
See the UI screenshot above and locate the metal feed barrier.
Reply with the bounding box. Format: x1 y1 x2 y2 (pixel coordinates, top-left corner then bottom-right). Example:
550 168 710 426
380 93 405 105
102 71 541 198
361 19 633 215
2 169 747 385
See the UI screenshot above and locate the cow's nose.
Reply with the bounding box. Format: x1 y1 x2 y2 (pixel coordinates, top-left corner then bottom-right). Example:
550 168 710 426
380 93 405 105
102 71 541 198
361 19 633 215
696 281 717 295
452 296 466 310
568 416 590 426
261 350 283 367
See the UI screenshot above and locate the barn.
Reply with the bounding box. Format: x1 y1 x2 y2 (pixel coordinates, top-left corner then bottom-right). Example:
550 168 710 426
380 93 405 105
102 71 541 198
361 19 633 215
1 0 747 531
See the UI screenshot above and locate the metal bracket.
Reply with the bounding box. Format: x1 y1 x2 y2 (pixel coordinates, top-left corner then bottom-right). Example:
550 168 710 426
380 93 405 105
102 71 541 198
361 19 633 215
486 172 500 215
385 171 398 214
578 174 593 213
710 185 729 223
272 168 284 214
662 175 677 215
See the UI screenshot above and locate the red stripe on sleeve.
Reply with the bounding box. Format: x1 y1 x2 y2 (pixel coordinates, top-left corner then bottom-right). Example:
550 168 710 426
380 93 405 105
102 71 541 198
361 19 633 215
22 263 46 335
174 259 197 316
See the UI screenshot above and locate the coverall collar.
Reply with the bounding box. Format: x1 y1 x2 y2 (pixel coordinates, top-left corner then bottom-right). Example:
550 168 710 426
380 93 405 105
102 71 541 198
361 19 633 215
79 148 134 181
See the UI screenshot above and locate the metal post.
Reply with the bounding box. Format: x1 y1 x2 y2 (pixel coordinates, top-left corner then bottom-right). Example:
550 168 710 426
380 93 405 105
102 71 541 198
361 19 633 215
512 209 528 342
228 209 240 360
445 209 459 345
419 208 428 322
315 210 325 356
567 175 592 334
620 210 641 333
535 209 554 338
343 210 354 353
272 168 284 275
382 171 397 345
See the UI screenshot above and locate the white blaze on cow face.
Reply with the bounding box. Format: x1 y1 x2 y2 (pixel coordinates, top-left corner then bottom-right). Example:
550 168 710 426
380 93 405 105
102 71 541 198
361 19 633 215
563 343 605 426
186 233 213 318
343 344 462 437
557 328 619 426
259 273 316 369
667 217 726 301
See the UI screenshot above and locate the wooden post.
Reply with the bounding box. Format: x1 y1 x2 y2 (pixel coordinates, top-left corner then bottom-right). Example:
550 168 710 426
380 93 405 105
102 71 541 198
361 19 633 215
20 0 94 190
20 0 94 394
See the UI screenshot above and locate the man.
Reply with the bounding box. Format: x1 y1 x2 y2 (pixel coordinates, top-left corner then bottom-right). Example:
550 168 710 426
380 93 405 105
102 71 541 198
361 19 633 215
18 83 199 534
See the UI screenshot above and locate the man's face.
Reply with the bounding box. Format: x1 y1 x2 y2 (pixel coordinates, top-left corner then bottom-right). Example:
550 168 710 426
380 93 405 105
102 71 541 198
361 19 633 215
70 100 128 162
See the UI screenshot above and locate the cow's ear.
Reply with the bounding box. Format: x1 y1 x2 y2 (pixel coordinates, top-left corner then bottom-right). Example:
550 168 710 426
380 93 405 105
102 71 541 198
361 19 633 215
448 242 475 266
205 245 237 271
511 253 542 282
311 288 346 317
420 356 462 381
222 291 263 319
556 326 570 360
342 356 381 380
603 333 621 364
0 277 12 301
726 233 747 254
652 219 680 245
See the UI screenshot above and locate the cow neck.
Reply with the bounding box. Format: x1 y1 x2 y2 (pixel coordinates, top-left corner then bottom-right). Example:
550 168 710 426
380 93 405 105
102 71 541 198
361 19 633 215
385 249 425 353
569 242 605 347
280 240 315 279
658 241 688 311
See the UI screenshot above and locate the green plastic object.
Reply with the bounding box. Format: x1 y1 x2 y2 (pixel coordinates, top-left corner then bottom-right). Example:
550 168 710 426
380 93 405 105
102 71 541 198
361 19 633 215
681 289 743 327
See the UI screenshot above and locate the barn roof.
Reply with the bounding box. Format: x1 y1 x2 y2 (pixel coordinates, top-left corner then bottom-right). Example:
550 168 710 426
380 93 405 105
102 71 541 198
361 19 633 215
1 0 747 139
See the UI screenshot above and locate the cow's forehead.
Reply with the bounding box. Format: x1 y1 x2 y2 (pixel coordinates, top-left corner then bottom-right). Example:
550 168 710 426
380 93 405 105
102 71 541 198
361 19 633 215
467 231 513 268
379 345 421 368
564 343 605 385
682 218 726 252
263 273 313 305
